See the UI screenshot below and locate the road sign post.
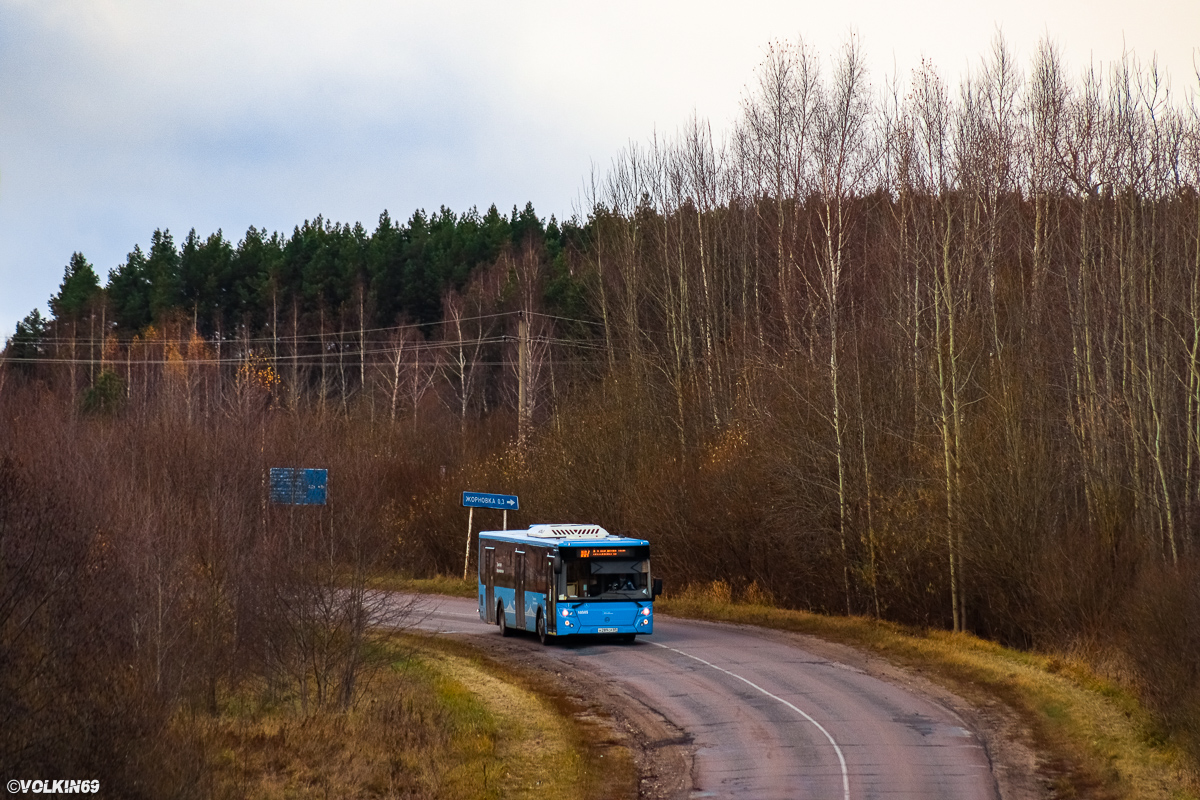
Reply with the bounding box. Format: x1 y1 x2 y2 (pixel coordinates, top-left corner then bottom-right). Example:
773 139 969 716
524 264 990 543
462 492 519 580
464 507 473 580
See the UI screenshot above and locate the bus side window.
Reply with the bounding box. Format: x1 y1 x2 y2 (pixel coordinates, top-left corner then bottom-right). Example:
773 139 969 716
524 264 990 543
527 548 541 589
495 542 513 589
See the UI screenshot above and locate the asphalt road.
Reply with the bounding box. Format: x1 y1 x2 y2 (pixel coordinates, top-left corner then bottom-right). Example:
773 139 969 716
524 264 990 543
406 594 1001 800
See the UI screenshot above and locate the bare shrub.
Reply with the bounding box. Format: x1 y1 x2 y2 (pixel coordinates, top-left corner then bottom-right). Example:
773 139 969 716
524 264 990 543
1118 559 1200 765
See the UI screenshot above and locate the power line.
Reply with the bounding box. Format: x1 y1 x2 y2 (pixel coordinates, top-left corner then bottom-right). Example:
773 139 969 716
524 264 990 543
0 357 608 370
2 335 612 366
15 309 604 348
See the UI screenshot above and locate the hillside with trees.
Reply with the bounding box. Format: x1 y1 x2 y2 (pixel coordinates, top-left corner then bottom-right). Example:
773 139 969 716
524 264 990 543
3 34 1199 792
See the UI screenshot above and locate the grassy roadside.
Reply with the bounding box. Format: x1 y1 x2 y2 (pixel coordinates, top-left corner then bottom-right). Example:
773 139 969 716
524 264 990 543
188 632 631 799
419 634 638 800
391 575 1197 800
368 573 478 598
660 582 1198 800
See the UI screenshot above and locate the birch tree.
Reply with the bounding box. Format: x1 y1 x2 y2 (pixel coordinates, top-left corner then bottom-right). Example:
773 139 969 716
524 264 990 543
813 35 875 614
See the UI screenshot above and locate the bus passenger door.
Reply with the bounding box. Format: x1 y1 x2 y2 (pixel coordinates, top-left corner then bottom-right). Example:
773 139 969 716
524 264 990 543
484 547 496 623
545 558 556 633
514 550 526 630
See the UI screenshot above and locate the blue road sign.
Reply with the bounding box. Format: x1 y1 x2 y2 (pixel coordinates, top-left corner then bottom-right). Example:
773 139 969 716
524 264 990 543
462 491 519 510
270 468 328 505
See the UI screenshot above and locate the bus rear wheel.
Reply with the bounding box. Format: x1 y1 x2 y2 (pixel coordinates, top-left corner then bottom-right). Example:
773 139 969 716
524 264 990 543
498 603 511 637
537 611 550 646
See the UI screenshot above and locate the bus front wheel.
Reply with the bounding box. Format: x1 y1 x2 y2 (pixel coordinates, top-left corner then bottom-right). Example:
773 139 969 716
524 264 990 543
537 611 550 646
498 603 511 637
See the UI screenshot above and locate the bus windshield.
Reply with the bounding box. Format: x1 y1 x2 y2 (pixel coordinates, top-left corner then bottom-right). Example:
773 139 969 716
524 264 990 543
562 558 649 600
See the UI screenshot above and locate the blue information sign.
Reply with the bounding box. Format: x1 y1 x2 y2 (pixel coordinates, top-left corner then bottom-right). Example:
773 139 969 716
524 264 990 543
270 468 328 505
462 491 519 510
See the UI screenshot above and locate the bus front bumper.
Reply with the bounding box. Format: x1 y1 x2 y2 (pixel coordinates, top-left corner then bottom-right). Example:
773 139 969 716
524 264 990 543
555 618 653 636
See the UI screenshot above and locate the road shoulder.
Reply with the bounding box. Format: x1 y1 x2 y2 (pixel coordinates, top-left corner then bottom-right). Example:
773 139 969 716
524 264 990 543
430 630 695 800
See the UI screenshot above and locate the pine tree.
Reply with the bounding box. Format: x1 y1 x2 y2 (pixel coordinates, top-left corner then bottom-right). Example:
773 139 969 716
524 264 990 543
107 246 152 332
49 252 101 320
5 309 48 361
146 229 182 321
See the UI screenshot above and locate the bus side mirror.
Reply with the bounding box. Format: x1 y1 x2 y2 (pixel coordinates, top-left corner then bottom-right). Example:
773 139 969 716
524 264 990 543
652 578 663 599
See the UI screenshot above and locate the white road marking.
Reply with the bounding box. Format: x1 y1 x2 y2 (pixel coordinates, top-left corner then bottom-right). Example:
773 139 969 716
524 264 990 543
649 641 851 800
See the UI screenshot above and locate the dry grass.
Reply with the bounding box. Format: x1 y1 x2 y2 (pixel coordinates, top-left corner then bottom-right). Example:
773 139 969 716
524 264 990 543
186 633 628 799
420 635 637 800
659 581 1198 800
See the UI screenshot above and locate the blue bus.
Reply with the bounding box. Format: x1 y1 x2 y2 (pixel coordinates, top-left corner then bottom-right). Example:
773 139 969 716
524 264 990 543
477 524 663 644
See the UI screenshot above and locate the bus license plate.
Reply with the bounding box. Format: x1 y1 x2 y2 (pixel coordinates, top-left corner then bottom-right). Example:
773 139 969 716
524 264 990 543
597 627 618 633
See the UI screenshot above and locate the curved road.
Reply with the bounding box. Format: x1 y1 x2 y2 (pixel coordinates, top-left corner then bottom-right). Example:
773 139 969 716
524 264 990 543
408 594 1000 800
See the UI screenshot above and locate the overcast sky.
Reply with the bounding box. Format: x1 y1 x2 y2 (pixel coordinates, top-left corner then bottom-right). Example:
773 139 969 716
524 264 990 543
2 0 1197 341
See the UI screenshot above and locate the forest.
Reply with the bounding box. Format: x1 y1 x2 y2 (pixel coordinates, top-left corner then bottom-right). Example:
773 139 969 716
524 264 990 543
3 34 1200 792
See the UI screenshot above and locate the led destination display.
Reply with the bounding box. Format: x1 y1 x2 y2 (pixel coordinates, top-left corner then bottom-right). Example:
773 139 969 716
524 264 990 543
573 547 644 558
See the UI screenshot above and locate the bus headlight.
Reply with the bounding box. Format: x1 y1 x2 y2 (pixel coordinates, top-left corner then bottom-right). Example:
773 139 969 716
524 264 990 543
639 607 651 616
